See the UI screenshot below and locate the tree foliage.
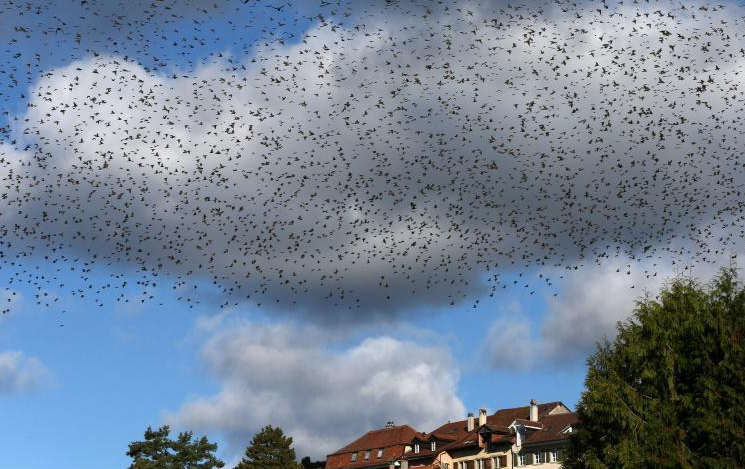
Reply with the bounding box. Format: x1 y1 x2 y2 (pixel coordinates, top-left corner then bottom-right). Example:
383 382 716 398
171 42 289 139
127 425 225 469
564 269 745 469
299 456 325 469
235 425 297 469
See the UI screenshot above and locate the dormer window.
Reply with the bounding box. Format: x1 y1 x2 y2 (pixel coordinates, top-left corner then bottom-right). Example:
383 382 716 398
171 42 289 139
364 451 371 461
430 441 436 451
351 453 357 463
377 449 383 459
414 443 420 453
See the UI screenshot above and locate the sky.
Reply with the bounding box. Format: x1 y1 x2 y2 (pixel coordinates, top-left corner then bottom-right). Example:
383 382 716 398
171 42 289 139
1 1 745 468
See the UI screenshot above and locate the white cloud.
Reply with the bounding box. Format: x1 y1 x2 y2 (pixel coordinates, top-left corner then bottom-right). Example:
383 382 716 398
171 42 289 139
3 2 745 320
0 350 50 395
167 322 464 460
484 249 742 369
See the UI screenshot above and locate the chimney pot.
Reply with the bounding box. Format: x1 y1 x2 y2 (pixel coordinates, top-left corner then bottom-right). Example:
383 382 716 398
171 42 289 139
529 399 538 422
478 408 487 427
467 412 475 431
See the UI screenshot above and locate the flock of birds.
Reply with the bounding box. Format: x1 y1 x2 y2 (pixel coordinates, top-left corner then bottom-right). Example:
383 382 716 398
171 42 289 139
1 0 745 318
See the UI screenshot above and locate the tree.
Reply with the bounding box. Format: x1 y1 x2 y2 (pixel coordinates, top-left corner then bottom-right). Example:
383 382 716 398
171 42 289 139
127 425 225 469
563 269 745 469
236 425 297 469
299 456 325 469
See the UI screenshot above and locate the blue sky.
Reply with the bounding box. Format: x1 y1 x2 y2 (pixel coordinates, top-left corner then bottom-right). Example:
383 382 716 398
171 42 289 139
2 1 744 468
0 261 586 469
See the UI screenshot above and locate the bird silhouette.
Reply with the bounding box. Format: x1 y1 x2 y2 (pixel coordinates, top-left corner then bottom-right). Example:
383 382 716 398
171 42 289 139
1 0 744 319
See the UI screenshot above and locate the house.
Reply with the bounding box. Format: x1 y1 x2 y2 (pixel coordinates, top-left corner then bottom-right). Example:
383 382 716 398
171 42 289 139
327 401 577 469
326 422 419 469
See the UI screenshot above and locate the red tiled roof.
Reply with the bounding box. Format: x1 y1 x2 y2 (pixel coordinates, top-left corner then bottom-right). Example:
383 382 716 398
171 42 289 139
330 425 418 455
326 402 573 469
427 402 566 451
327 425 418 469
523 413 578 445
511 419 542 429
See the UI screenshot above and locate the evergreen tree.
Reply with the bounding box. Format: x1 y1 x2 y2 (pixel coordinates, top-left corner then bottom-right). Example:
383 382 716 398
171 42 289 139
564 269 745 469
127 425 225 469
236 426 297 469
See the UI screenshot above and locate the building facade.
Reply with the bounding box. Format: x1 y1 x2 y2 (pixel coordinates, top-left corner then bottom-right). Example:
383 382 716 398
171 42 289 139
327 401 577 469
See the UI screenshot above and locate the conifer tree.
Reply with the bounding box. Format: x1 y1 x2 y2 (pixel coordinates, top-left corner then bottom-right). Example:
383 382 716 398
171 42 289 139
127 425 224 469
564 269 745 469
236 425 297 469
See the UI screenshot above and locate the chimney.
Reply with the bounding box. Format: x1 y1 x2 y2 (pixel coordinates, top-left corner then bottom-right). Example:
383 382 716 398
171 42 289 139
467 412 474 431
529 399 538 422
478 408 487 427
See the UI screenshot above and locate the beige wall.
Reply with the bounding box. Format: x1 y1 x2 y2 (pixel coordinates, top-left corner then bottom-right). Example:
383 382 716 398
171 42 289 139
513 447 566 468
447 444 568 469
449 448 512 469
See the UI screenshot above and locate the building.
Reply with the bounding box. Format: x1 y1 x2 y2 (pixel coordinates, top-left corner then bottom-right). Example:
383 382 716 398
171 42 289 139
327 401 577 469
326 423 419 469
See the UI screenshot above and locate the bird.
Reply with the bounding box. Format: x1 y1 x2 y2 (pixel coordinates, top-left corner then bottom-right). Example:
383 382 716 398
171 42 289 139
0 0 744 320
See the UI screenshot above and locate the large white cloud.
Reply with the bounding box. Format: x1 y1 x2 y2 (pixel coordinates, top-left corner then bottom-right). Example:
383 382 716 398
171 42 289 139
483 251 739 369
167 322 465 459
3 1 745 319
0 350 50 395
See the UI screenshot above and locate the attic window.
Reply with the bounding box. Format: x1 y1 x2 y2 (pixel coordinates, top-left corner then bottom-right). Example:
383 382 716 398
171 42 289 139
414 443 420 453
364 451 371 461
377 449 383 459
351 453 357 463
431 441 436 451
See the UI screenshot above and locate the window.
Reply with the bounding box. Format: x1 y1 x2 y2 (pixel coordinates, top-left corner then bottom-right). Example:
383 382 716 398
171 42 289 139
443 464 449 469
431 441 436 452
534 452 543 464
364 451 371 461
477 459 484 469
350 453 357 463
377 449 383 459
414 443 420 453
495 456 507 468
490 457 496 469
550 450 558 463
517 454 526 467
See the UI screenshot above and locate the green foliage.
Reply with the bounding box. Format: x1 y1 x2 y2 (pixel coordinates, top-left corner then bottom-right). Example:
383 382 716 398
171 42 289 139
236 425 297 469
564 268 745 469
127 425 225 469
299 456 325 469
